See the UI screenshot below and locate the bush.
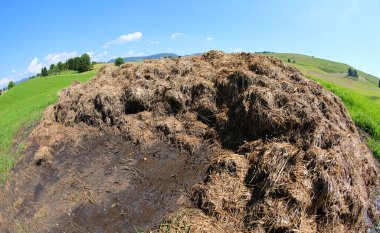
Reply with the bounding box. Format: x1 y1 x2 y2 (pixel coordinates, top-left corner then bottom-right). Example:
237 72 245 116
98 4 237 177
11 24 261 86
348 67 358 77
8 81 15 90
115 57 125 66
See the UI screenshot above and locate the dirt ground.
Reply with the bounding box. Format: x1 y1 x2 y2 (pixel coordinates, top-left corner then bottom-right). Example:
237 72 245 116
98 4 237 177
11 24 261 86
0 51 379 232
0 134 209 233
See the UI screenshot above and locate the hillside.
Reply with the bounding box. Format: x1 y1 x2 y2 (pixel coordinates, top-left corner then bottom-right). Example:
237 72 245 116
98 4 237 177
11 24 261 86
0 65 101 182
267 53 380 102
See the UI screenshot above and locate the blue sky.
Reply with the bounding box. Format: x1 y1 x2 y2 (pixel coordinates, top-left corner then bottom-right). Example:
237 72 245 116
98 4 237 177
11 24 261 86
1 0 379 88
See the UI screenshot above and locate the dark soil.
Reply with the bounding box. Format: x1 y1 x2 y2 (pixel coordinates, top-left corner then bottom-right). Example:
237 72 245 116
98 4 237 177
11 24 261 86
1 136 209 232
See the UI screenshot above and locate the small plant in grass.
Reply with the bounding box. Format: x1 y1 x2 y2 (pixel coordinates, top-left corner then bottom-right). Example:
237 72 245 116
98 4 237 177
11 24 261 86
158 212 190 233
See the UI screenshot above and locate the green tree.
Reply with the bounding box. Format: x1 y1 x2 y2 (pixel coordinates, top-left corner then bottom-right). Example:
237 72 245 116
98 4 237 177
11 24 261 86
8 81 15 89
49 64 57 75
41 67 48 77
74 57 81 71
348 67 354 76
77 53 91 73
353 70 358 77
57 62 64 73
115 57 125 66
67 58 75 70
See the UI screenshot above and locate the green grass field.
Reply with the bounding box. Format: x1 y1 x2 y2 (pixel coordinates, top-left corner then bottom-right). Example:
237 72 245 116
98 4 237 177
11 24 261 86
0 66 101 182
268 53 380 104
268 53 379 85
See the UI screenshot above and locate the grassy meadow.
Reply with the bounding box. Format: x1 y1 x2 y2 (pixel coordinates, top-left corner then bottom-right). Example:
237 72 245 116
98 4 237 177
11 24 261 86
269 53 379 85
0 65 101 182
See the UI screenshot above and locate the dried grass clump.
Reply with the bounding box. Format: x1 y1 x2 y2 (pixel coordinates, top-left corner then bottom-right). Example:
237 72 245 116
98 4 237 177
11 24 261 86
27 51 380 232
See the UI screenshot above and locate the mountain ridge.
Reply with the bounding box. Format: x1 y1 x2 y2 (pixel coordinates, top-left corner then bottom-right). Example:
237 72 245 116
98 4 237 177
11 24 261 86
108 53 179 63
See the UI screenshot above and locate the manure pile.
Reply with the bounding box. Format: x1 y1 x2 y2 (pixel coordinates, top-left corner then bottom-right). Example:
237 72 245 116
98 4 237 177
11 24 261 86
0 51 379 232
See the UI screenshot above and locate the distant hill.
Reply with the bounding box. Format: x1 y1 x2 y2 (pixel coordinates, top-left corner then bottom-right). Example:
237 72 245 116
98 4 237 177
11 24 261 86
184 53 202 57
108 53 179 63
108 52 205 63
266 53 379 86
1 78 29 90
15 77 28 85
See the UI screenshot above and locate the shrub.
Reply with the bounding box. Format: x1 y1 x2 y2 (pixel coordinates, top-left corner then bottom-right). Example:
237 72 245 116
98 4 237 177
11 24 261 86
115 57 125 66
8 81 15 90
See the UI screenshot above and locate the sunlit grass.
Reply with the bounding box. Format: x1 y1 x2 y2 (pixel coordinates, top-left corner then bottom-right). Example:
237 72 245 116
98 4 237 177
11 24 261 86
0 66 100 182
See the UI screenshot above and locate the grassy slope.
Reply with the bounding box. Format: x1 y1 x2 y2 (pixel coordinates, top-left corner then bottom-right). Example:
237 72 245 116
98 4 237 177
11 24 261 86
0 66 100 182
267 53 380 156
270 53 379 85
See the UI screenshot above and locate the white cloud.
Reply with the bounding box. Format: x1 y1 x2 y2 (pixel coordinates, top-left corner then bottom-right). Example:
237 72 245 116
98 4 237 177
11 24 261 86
0 68 29 88
0 77 12 88
0 51 78 88
119 32 142 42
87 50 108 61
233 48 242 52
103 32 142 48
171 32 184 40
44 51 77 64
26 57 44 74
206 37 214 41
11 69 16 73
123 50 145 57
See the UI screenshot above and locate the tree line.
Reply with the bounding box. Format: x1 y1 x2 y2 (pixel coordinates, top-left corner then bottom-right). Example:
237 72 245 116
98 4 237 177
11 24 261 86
30 53 93 79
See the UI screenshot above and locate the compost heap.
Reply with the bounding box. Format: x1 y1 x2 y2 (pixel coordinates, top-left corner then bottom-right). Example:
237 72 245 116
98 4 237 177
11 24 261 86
0 51 379 233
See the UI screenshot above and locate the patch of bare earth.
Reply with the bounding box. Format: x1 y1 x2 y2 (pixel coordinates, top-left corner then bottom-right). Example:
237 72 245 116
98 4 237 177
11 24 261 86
0 51 379 232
